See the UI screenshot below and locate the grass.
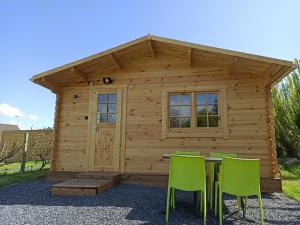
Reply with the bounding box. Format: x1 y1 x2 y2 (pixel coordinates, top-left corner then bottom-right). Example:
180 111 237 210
280 163 300 201
0 160 50 174
0 169 49 187
0 161 50 187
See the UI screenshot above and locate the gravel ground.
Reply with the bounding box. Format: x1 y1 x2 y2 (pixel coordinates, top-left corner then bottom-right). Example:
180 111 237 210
0 180 299 225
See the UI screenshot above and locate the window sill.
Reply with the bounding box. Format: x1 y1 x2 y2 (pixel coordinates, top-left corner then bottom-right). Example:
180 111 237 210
163 128 228 139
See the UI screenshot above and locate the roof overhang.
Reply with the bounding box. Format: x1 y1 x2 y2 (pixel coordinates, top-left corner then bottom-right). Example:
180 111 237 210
31 34 295 93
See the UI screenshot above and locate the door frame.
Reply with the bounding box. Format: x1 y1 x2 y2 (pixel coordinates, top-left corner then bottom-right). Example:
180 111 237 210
85 84 127 173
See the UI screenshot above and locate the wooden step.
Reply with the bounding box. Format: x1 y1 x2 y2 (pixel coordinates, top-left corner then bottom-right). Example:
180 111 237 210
46 171 121 184
52 179 114 196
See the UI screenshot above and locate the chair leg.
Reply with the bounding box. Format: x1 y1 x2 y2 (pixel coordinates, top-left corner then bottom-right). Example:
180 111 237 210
200 191 203 213
219 188 223 225
166 186 171 222
214 182 218 216
258 193 264 225
237 196 241 211
209 163 215 210
203 189 207 225
210 178 214 210
244 196 248 214
172 188 175 209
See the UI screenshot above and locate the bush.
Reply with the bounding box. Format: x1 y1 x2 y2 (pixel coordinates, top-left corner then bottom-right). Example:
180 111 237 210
272 59 300 159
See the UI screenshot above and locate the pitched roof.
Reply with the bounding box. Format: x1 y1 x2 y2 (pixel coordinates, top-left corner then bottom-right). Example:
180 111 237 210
0 124 19 133
31 34 295 92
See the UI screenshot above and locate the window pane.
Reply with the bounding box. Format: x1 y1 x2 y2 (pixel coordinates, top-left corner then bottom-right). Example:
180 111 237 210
170 106 179 116
208 104 218 115
197 116 207 127
180 106 190 116
208 116 219 127
108 93 117 103
196 94 206 105
207 93 218 104
180 95 190 105
170 117 180 128
180 117 190 128
97 113 107 122
108 103 116 113
170 95 179 105
98 94 107 103
98 104 107 113
197 106 207 115
107 114 116 123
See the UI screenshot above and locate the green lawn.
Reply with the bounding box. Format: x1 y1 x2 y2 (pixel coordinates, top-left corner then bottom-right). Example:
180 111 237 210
0 160 50 174
280 163 300 201
0 161 50 187
0 169 49 187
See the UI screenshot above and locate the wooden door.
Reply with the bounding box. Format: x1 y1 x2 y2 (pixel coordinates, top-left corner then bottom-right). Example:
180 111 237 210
89 88 123 172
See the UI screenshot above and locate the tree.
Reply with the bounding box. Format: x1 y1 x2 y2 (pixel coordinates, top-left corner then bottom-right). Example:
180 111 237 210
30 130 53 170
0 140 25 165
272 59 300 159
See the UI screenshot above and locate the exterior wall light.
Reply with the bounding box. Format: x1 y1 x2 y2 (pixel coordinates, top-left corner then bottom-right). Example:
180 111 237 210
103 77 113 84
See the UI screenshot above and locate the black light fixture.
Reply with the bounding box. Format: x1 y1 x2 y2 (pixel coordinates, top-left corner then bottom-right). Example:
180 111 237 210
103 77 113 84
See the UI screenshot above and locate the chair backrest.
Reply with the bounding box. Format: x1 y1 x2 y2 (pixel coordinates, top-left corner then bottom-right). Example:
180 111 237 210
210 152 237 158
220 157 261 196
169 154 206 191
175 151 201 156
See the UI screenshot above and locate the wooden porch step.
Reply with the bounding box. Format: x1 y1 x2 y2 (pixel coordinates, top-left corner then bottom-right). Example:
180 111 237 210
46 171 121 184
52 178 114 196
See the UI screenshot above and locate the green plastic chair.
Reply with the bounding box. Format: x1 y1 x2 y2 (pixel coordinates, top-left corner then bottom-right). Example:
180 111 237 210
171 151 202 209
217 157 264 225
209 152 237 210
166 154 206 225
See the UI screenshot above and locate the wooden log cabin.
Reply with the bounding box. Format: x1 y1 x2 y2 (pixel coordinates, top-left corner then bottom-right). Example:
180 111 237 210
31 35 294 192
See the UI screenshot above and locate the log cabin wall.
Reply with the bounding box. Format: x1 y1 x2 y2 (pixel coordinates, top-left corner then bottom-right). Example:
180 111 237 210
51 53 276 179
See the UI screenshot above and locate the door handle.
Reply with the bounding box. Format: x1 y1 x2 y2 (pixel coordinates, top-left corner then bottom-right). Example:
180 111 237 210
92 125 97 134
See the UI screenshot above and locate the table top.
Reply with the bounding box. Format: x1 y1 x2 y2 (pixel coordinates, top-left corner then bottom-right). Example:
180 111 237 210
162 154 223 162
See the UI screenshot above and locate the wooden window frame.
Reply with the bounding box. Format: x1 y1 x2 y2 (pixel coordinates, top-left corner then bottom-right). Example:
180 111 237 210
162 85 228 139
97 93 117 124
195 92 220 128
169 93 192 128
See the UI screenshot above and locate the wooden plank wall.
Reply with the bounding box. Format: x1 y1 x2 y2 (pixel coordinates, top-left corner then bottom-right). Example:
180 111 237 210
52 86 90 171
52 54 274 178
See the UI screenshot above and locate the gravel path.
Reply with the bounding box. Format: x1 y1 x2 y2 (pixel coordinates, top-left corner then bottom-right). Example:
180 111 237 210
0 180 299 225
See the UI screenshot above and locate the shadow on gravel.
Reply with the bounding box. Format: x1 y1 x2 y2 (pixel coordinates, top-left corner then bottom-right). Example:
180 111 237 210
0 180 299 225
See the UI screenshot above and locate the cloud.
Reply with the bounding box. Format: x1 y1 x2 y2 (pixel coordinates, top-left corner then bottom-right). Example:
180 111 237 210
28 114 39 121
0 103 23 118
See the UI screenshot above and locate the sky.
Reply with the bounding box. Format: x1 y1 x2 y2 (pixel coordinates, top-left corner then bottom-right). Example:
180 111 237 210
1 1 299 130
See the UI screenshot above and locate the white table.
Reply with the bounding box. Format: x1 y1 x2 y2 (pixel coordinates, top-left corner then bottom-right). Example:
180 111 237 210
162 154 223 163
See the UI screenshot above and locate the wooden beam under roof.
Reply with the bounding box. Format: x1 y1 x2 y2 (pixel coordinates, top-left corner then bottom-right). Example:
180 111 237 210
188 48 192 67
41 77 61 94
147 37 156 58
109 53 123 70
70 67 89 82
31 34 293 84
228 57 239 74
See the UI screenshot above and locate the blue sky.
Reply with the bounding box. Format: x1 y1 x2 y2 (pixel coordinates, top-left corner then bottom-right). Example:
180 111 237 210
1 1 299 129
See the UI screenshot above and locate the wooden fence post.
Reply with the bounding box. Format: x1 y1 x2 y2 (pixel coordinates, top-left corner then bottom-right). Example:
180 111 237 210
20 132 29 174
